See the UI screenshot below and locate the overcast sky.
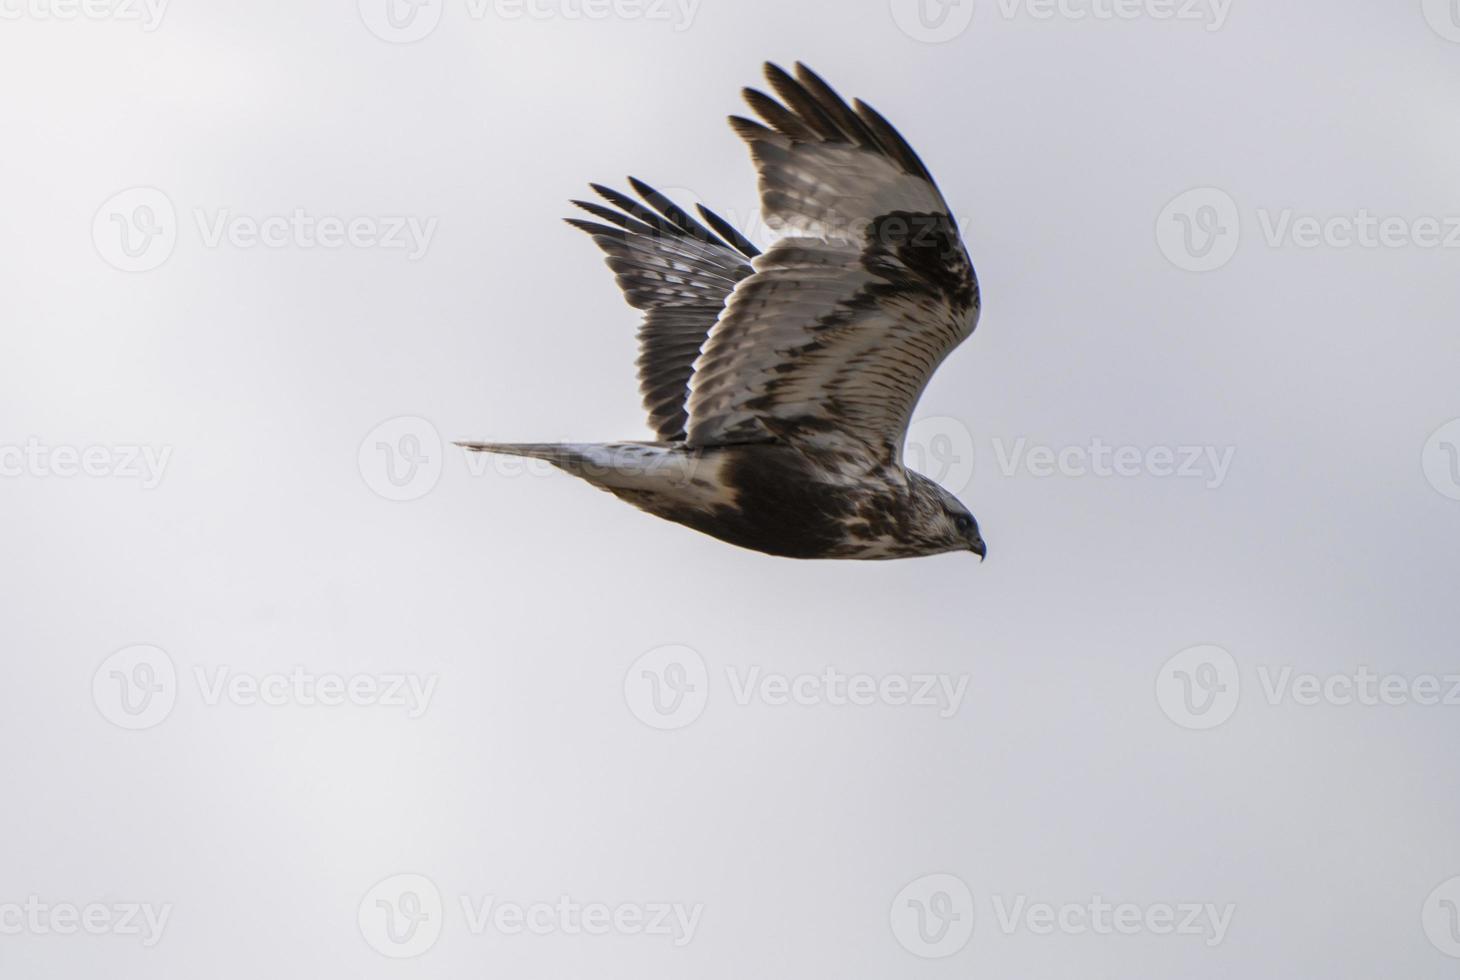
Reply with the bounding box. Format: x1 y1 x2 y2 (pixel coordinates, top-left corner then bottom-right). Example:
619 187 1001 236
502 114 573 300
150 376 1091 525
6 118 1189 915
3 1 1460 977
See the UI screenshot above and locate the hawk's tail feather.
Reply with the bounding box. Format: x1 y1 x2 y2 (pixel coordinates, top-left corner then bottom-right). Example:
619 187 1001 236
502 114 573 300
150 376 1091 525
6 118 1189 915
455 442 588 466
456 441 703 493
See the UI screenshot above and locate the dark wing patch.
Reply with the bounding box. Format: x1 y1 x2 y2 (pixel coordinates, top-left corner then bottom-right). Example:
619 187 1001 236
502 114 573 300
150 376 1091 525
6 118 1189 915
567 180 759 441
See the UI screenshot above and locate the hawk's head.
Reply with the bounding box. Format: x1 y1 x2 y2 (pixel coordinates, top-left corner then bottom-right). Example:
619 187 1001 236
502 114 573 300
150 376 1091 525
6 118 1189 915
910 473 986 560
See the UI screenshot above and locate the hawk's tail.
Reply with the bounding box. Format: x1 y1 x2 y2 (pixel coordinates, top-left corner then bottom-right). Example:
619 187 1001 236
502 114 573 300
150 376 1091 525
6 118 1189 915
455 442 583 465
456 441 703 492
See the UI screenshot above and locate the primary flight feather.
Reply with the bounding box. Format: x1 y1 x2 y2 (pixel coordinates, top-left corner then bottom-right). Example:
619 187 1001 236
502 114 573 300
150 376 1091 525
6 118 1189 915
461 62 986 560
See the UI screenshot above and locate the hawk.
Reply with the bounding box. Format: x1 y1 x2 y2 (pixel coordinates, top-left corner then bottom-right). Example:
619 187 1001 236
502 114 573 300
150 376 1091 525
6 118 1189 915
461 62 985 560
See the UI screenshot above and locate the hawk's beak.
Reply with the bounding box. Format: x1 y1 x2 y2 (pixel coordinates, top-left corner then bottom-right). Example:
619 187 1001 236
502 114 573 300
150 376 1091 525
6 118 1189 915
971 539 986 562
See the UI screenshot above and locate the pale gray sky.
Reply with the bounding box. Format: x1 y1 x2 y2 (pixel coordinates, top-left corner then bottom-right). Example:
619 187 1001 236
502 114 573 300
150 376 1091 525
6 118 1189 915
2 1 1460 977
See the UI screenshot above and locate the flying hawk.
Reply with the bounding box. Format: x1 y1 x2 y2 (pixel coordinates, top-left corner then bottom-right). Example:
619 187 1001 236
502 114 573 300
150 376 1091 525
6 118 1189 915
461 62 984 560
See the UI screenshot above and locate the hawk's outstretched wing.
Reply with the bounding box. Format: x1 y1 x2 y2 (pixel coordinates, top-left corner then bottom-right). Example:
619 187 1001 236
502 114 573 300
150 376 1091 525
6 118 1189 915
684 63 980 464
567 180 761 442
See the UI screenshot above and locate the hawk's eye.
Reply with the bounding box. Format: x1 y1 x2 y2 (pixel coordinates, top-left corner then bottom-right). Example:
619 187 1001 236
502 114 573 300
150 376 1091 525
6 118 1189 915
953 514 972 533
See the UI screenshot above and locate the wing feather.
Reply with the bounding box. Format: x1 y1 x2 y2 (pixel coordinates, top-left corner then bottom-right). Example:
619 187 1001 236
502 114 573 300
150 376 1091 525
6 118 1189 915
684 63 980 463
567 181 759 441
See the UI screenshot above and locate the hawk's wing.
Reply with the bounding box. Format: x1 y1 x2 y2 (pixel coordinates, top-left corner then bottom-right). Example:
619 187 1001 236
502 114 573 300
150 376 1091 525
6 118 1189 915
567 180 760 442
684 63 980 464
